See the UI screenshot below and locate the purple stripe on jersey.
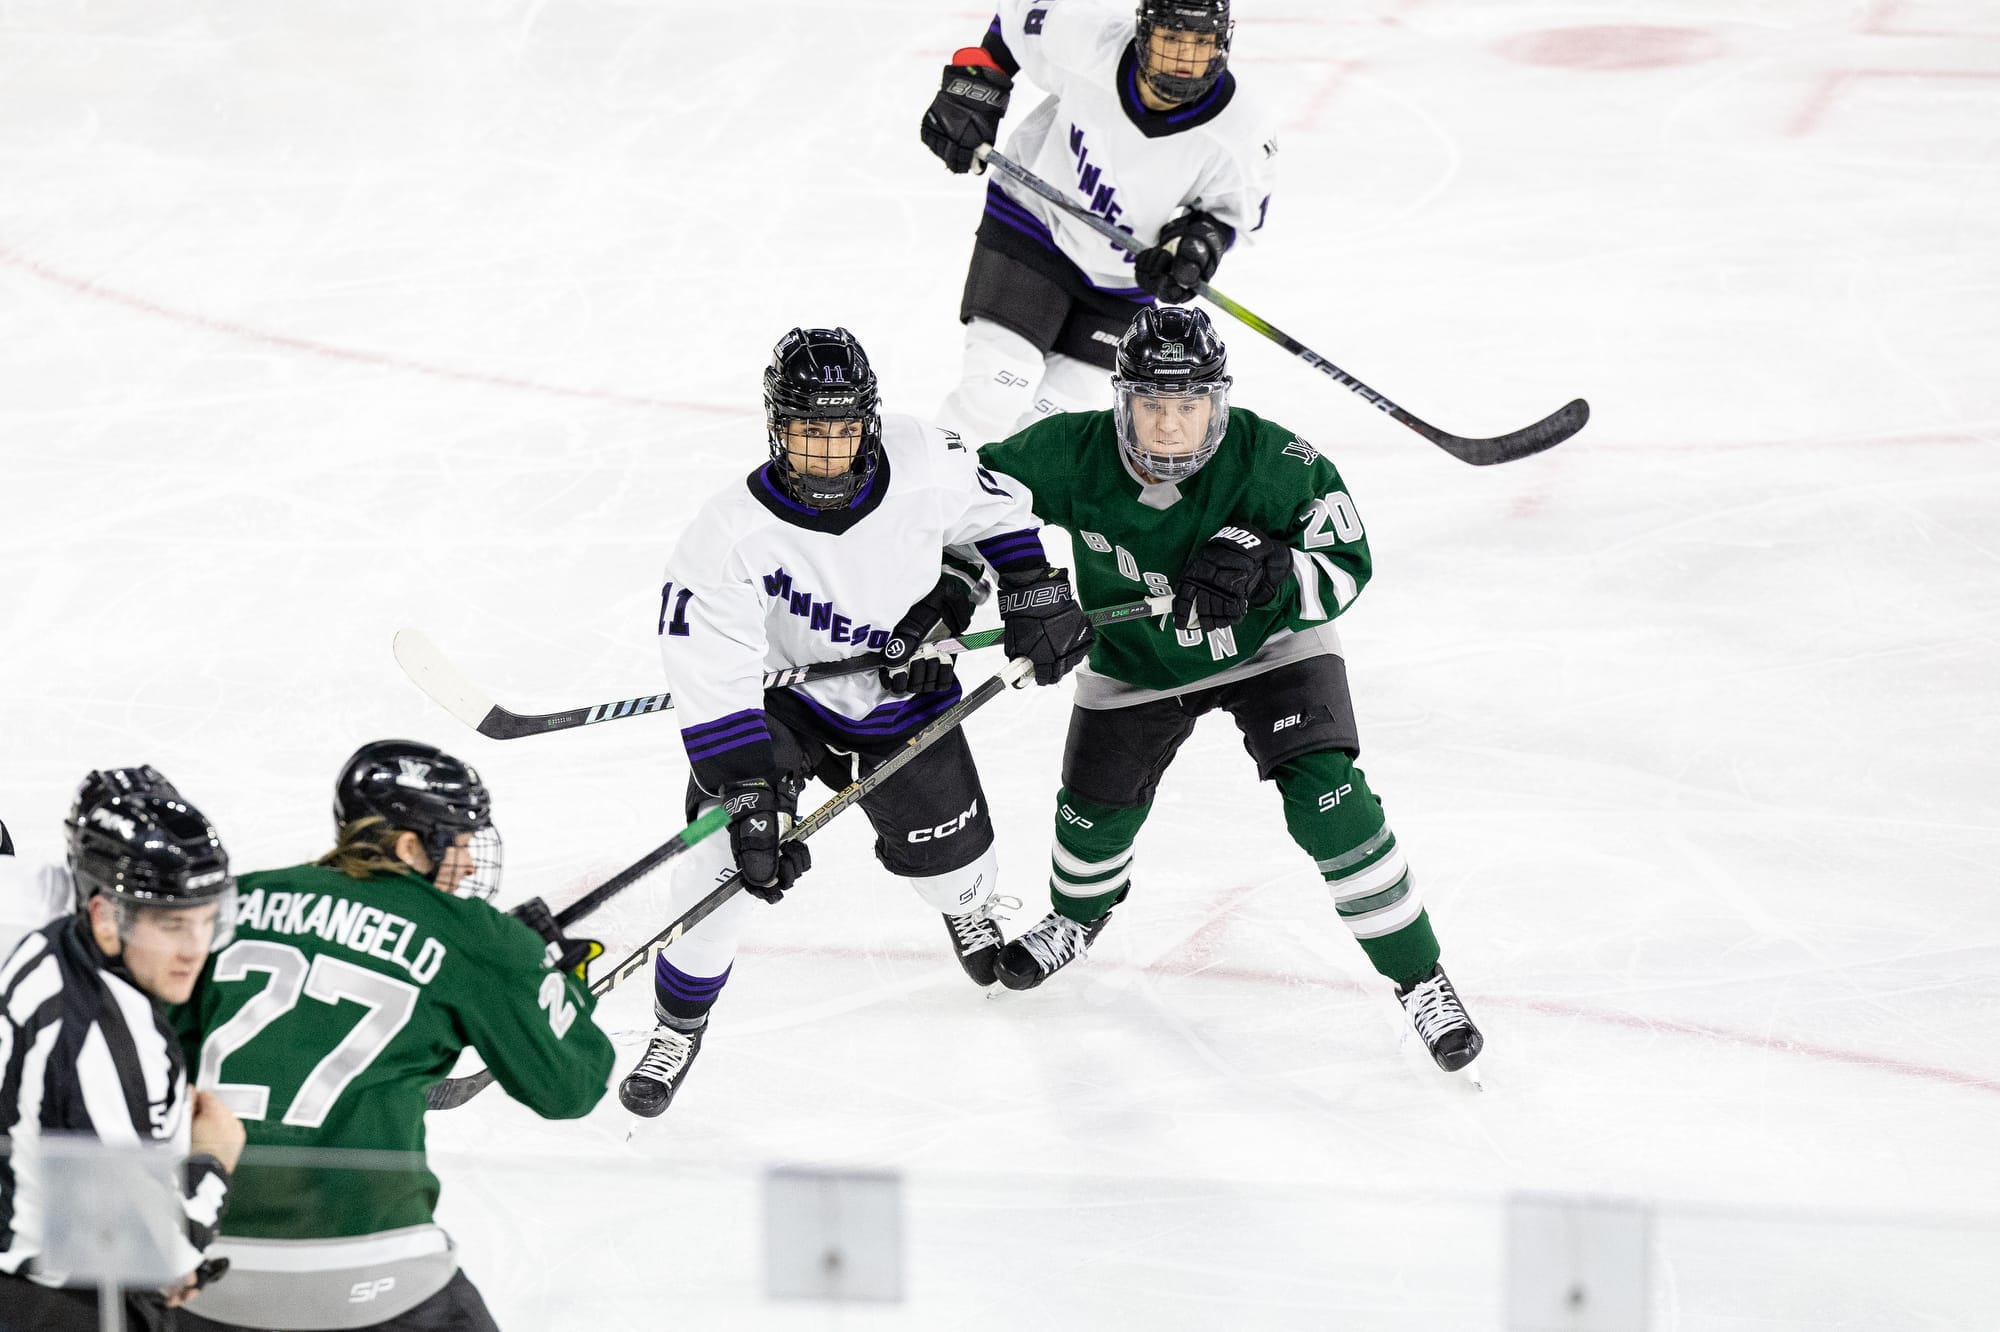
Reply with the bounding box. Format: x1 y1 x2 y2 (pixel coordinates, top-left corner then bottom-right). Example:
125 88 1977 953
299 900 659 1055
986 14 1001 37
683 717 768 753
683 708 765 740
985 187 1056 241
685 729 772 762
988 184 1153 300
655 956 732 1001
793 684 964 738
1167 80 1227 124
976 533 1047 571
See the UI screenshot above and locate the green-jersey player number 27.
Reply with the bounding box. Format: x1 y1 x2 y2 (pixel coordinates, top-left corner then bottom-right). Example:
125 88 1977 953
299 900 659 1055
198 940 419 1128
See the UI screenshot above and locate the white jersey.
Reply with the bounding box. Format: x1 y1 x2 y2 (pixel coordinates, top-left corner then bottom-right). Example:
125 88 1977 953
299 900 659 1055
988 0 1278 294
659 414 1040 784
0 855 73 960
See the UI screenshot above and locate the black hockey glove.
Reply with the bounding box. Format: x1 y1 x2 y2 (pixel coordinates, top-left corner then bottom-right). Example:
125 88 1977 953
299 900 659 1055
880 569 979 695
921 49 1012 174
1135 211 1230 304
997 566 1093 686
1174 526 1293 632
720 777 812 904
510 896 606 983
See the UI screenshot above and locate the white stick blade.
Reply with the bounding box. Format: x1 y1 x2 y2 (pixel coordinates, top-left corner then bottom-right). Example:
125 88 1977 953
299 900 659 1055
392 629 496 730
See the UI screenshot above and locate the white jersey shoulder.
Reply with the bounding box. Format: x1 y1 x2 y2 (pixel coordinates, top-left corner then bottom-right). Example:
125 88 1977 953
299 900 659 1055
659 422 1037 739
0 858 73 962
993 1 1279 291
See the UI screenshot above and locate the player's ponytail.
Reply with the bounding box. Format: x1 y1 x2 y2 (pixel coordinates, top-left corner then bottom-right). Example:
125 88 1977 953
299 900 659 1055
316 815 409 880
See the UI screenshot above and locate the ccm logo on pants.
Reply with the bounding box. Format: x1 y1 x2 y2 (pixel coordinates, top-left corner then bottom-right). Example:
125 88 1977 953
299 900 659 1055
908 800 980 843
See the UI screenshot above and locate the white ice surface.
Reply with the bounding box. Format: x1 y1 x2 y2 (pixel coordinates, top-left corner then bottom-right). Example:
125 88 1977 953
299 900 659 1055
3 1 1998 1328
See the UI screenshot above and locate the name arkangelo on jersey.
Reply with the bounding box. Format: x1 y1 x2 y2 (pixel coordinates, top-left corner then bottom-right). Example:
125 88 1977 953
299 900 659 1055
986 0 1278 294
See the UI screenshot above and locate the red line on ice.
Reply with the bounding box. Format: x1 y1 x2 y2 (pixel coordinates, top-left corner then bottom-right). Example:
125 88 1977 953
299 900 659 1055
0 244 748 417
739 940 2000 1096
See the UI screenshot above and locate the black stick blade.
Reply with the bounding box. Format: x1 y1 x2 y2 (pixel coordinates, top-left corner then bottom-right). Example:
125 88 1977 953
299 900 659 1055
1414 398 1589 466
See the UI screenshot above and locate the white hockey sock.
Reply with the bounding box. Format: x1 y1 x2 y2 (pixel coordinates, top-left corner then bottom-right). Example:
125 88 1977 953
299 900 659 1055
905 843 1001 915
657 832 754 979
935 319 1045 448
1014 352 1110 432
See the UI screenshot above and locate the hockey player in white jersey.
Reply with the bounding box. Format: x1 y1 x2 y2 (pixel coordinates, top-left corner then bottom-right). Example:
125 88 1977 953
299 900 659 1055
0 817 83 956
618 327 1093 1117
922 0 1277 444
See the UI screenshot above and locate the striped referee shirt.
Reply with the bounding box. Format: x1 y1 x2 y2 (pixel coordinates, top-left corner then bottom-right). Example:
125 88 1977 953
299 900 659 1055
0 908 230 1286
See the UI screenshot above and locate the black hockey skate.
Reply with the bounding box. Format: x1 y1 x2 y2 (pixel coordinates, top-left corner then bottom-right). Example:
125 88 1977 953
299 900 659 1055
618 1021 706 1117
1396 965 1483 1073
994 909 1112 991
941 896 1019 987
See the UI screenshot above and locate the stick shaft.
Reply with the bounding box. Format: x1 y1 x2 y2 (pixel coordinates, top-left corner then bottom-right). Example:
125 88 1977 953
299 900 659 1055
976 148 1586 466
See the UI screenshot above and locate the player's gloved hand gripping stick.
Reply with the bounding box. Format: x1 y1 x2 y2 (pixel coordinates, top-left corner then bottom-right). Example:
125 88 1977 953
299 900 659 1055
427 655 1039 1111
973 147 1589 467
393 595 1171 741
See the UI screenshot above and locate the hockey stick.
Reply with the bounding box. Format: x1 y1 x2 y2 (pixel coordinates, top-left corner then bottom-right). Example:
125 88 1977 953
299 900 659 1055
976 147 1588 467
427 655 1036 1110
393 595 1170 741
423 805 731 1111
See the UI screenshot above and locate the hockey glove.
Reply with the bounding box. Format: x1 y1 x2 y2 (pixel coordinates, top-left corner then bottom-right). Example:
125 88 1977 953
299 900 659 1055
720 777 812 904
997 566 1093 686
1174 526 1292 632
880 569 978 695
511 895 606 983
1135 211 1230 305
921 48 1012 174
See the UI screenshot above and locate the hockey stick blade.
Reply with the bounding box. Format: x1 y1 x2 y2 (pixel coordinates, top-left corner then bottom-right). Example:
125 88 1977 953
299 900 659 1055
976 147 1586 467
392 629 501 734
1405 397 1589 467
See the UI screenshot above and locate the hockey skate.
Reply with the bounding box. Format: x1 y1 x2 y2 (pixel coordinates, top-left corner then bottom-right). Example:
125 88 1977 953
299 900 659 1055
994 909 1111 991
941 897 1019 987
1396 964 1484 1074
618 1021 706 1118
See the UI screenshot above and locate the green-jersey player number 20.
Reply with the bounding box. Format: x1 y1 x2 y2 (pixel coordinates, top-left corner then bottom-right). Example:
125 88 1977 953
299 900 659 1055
198 940 419 1129
1304 490 1364 549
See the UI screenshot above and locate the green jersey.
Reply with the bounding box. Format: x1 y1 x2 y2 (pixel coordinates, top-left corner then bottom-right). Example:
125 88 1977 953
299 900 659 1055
980 407 1372 702
173 864 614 1243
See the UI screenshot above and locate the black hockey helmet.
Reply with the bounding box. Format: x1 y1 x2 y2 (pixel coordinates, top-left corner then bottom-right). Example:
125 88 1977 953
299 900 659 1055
333 739 502 900
1111 305 1233 481
762 327 883 511
1135 0 1233 104
66 766 236 942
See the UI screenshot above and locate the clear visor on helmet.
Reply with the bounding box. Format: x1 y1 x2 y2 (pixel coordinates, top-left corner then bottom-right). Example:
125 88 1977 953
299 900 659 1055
104 879 239 954
1113 377 1230 482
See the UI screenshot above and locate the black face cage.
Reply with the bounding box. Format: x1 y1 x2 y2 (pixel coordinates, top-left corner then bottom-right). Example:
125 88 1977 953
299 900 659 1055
426 823 503 902
764 388 883 510
1135 7 1233 104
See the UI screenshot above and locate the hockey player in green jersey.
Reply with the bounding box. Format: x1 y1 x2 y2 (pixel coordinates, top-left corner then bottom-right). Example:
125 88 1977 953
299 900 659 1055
977 305 1484 1073
173 740 615 1332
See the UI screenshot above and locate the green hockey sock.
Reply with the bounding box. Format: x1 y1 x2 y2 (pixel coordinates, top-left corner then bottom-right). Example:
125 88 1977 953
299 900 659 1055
1274 751 1440 988
1047 789 1150 924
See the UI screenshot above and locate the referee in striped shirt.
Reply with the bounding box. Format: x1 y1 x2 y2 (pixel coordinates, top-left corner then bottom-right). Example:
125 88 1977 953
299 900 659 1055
0 769 244 1331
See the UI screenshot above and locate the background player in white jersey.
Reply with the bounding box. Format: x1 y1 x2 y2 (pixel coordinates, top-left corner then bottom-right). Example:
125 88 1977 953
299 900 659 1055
0 817 76 957
618 327 1092 1117
921 0 1276 444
